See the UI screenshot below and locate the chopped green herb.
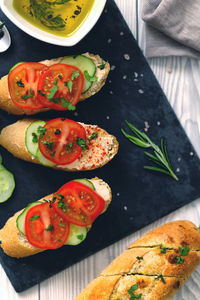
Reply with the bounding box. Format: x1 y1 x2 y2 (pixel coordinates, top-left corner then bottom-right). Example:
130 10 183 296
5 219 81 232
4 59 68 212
98 60 106 70
179 245 190 256
66 142 73 153
50 151 56 158
16 79 24 88
59 220 65 228
89 132 98 141
32 132 38 143
44 224 54 231
176 256 184 264
57 194 64 201
77 234 84 241
38 90 45 96
136 256 143 260
58 239 62 242
58 75 63 79
48 78 59 100
71 70 80 80
84 70 98 82
76 137 87 151
128 284 142 299
41 141 56 151
0 21 5 30
21 88 34 100
55 129 61 135
30 215 40 221
37 126 47 138
58 201 66 212
50 97 60 104
160 246 167 254
65 80 73 93
155 275 166 284
61 97 76 110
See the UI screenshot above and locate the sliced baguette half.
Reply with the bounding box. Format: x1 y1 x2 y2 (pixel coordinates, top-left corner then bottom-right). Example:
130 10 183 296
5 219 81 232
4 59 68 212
0 53 110 115
0 119 119 171
0 177 112 258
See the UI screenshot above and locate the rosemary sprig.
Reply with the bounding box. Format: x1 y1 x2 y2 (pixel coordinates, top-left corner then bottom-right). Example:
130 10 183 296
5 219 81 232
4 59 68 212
121 121 178 181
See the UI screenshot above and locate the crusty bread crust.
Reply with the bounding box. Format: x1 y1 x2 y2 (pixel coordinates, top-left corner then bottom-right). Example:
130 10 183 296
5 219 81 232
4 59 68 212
75 221 200 300
0 119 119 171
0 178 112 258
0 53 110 115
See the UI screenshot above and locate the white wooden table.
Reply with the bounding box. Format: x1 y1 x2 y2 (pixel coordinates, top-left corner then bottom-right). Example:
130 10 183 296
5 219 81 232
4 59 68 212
1 1 200 299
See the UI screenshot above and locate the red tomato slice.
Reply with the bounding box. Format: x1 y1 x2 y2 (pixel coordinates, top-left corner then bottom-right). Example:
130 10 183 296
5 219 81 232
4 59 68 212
25 202 69 249
37 64 84 110
8 62 46 109
38 118 86 165
52 181 105 226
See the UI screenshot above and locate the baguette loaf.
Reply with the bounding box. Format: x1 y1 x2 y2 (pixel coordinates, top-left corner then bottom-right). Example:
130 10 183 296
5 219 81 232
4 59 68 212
75 221 200 300
0 53 110 115
0 177 112 258
0 119 119 171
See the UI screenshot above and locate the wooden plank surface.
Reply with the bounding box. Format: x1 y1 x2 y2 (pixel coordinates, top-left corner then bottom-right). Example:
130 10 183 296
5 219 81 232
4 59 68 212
1 0 200 299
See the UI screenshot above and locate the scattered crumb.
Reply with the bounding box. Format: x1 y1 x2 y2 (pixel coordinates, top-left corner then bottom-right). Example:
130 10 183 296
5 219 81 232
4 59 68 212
123 75 127 80
109 91 113 95
138 89 144 94
176 168 180 173
177 157 181 162
144 128 148 132
124 206 128 211
124 54 130 60
104 9 108 13
166 67 172 73
111 65 116 71
106 116 110 120
117 192 120 196
190 152 194 156
157 121 161 126
134 78 139 82
134 72 138 78
74 112 78 116
107 38 112 44
140 73 144 77
120 31 124 36
109 80 112 83
144 121 150 132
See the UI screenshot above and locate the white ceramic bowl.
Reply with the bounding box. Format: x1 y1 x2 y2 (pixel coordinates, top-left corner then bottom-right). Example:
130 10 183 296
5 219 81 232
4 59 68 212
0 0 107 46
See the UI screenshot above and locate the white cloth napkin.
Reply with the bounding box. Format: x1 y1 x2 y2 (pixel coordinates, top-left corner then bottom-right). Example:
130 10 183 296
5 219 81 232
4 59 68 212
142 0 200 58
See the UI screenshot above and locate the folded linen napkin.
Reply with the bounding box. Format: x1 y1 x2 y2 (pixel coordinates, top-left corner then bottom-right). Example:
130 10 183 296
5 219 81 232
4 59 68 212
142 0 200 58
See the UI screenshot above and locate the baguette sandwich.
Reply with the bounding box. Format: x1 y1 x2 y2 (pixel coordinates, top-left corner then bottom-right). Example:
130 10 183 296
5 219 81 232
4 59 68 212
0 177 112 258
0 118 119 171
0 53 110 115
75 220 200 300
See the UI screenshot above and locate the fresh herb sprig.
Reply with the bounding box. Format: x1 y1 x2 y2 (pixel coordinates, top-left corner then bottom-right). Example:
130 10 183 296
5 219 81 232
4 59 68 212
122 121 178 181
128 284 142 299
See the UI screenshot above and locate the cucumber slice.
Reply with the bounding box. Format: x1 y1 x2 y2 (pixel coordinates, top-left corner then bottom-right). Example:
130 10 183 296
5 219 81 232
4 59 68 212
25 120 46 156
36 148 56 167
60 55 96 93
65 224 87 246
0 169 15 203
16 201 42 235
73 178 95 190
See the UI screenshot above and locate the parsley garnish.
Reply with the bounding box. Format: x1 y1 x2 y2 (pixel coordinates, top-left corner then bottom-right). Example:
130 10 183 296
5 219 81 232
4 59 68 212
98 60 106 70
58 239 62 242
76 137 87 151
44 224 54 231
54 193 66 212
176 256 184 264
58 75 62 79
128 284 142 299
41 141 56 151
84 70 98 82
71 70 80 80
30 215 40 221
60 97 76 110
155 275 166 284
38 90 45 96
160 246 167 254
66 142 73 153
32 132 38 143
21 88 34 100
65 80 73 93
77 234 84 241
136 256 143 261
59 220 65 228
179 245 190 256
16 79 24 88
37 126 47 138
48 78 59 100
89 132 98 141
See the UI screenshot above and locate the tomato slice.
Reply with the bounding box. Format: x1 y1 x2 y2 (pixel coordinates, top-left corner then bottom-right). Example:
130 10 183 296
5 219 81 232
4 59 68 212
37 64 84 110
38 118 86 165
8 62 46 109
52 181 105 226
25 202 69 249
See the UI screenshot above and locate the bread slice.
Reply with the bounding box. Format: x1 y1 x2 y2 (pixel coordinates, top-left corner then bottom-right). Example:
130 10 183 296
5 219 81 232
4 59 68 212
0 119 119 171
0 177 112 258
75 221 200 300
0 53 110 115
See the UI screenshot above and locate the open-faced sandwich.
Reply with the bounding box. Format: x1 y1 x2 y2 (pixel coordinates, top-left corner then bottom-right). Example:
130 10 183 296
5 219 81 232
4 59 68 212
0 177 112 258
0 53 110 115
75 220 200 300
0 118 118 171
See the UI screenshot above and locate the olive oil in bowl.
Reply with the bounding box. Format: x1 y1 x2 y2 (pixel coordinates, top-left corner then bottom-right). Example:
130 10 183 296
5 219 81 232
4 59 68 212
13 0 95 37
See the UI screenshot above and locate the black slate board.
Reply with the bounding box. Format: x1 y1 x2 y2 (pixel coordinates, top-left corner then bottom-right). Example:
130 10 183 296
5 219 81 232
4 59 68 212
1 0 200 293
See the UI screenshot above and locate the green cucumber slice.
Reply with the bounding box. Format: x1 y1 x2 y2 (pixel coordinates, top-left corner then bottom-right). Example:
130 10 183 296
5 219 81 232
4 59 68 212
16 201 42 235
25 120 46 156
73 178 95 190
9 62 25 74
60 55 96 93
36 148 56 167
0 169 15 203
65 224 87 246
